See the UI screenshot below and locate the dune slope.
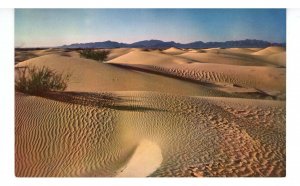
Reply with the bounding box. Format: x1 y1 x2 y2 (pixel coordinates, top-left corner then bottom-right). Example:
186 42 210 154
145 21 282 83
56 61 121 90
15 91 285 177
16 54 230 97
15 47 286 177
108 47 286 98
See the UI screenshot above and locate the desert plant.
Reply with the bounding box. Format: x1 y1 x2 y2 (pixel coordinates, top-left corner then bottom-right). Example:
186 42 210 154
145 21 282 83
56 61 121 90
15 66 70 95
79 49 110 62
141 48 150 52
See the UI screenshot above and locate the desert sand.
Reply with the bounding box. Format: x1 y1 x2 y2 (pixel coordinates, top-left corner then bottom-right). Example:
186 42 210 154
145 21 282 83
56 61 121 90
15 47 286 177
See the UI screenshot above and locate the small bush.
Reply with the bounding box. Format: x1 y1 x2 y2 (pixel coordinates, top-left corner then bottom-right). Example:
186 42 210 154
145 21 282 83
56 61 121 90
141 48 150 52
15 66 70 95
79 49 110 62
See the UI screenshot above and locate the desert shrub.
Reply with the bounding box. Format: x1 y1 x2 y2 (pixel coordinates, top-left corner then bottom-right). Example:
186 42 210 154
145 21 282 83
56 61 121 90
15 66 70 95
60 52 71 57
141 48 150 52
79 49 110 62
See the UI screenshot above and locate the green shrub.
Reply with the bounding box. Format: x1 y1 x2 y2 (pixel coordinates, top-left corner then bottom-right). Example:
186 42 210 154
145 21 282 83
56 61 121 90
15 66 70 95
79 49 110 62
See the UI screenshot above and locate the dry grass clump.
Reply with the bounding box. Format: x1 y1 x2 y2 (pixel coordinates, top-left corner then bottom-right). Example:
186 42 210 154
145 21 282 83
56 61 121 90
79 49 110 62
15 66 70 95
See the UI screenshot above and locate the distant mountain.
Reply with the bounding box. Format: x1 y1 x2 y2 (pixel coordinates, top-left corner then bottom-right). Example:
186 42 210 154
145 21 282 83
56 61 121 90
61 40 127 48
61 39 285 49
128 40 182 48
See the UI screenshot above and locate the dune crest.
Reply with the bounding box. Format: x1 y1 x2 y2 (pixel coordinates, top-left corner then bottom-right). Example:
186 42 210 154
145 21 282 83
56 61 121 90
15 47 286 177
163 47 186 55
117 140 163 177
252 46 285 55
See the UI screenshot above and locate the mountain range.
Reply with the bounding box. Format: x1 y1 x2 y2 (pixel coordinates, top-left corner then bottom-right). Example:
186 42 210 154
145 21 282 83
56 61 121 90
61 39 285 49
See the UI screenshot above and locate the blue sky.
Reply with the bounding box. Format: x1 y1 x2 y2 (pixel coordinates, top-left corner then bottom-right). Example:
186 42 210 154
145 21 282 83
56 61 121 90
15 9 286 47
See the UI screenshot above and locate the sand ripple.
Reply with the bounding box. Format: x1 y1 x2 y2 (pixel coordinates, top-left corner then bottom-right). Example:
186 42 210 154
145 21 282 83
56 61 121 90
15 91 285 177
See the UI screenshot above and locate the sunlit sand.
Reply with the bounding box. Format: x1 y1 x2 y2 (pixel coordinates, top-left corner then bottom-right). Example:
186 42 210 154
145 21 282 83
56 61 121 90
15 47 286 177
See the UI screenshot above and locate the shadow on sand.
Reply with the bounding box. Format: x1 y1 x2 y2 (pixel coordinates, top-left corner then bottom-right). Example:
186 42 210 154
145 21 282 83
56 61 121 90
36 91 166 112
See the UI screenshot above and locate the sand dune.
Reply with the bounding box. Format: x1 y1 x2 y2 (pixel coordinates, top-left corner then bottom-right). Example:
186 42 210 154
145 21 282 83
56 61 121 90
106 48 134 61
249 47 286 67
15 91 285 177
254 52 286 67
202 48 222 53
163 47 186 55
185 49 200 53
177 52 273 66
16 54 232 97
108 47 285 99
253 46 286 55
267 52 286 67
223 48 257 54
108 49 191 65
15 47 286 177
15 48 76 63
109 63 285 98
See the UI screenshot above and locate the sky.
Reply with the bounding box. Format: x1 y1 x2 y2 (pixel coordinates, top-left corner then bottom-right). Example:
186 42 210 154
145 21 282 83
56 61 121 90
15 9 286 47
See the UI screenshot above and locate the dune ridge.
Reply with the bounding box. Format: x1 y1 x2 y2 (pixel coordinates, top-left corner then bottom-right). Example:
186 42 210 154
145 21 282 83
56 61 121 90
107 47 285 99
15 47 286 177
15 91 285 177
16 54 232 97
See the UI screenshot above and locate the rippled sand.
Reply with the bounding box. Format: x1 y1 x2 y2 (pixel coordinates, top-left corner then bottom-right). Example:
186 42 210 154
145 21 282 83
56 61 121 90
108 47 286 99
15 47 285 177
15 91 285 177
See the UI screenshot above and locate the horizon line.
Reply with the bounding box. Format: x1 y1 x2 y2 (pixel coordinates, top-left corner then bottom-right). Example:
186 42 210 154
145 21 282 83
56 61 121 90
16 38 286 48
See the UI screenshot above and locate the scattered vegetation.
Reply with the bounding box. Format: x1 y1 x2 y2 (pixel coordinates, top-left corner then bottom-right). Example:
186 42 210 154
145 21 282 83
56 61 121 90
15 52 38 64
141 48 150 52
15 66 70 95
60 52 71 57
79 49 110 62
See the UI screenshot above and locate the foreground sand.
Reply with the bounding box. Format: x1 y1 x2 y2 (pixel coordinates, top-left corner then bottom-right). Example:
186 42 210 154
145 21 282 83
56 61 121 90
15 47 286 177
15 91 285 177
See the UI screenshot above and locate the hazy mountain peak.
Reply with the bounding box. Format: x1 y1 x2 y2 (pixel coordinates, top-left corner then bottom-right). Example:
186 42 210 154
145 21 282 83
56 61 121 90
61 39 285 49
